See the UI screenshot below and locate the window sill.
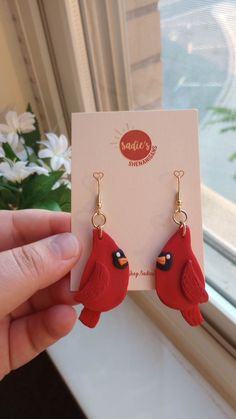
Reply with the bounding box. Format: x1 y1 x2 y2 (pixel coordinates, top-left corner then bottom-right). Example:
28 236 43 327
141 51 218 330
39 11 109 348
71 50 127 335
201 183 236 250
48 297 235 418
200 183 236 341
130 290 236 411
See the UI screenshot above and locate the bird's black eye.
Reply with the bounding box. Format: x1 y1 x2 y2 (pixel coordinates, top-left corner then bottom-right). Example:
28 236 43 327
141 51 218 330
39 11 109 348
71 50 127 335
156 252 173 271
112 248 128 270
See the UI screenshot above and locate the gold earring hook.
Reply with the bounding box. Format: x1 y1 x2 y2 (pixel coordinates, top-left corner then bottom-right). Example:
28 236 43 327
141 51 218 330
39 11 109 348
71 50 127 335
92 172 106 239
173 170 188 236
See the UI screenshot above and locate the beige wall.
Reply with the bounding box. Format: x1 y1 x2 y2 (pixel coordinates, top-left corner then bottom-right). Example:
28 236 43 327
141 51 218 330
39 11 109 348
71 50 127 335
0 0 162 123
0 10 26 115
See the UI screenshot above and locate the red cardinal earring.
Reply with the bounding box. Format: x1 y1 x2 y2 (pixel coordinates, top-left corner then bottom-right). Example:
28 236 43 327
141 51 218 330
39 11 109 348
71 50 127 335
75 172 129 328
155 170 209 326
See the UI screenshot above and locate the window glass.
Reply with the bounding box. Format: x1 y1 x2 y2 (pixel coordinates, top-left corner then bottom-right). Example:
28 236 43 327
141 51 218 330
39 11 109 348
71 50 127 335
159 0 236 310
159 0 236 204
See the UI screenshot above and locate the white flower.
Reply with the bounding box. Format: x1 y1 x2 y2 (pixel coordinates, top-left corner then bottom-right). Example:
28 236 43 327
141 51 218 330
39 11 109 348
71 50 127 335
0 161 31 183
38 133 71 174
35 159 51 173
0 160 48 183
28 162 49 176
0 133 6 143
0 111 35 135
0 135 5 158
0 132 33 161
0 146 5 158
0 112 35 161
52 178 71 190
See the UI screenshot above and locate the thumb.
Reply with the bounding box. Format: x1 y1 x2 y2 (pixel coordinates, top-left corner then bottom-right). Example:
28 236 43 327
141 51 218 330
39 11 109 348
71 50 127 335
0 232 81 319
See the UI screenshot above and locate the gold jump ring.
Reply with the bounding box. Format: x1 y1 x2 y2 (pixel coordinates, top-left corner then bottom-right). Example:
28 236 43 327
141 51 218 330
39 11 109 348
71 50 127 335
92 212 106 229
173 209 188 226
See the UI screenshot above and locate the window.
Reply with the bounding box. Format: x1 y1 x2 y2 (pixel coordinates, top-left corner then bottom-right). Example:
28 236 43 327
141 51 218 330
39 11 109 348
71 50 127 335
159 0 236 342
160 0 235 204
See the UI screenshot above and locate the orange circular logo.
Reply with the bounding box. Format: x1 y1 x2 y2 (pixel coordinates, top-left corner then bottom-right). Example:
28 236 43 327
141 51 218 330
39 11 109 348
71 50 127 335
119 130 152 161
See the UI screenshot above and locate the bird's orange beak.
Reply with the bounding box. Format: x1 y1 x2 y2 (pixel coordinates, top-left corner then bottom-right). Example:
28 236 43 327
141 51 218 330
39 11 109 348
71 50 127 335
156 256 166 265
119 257 128 266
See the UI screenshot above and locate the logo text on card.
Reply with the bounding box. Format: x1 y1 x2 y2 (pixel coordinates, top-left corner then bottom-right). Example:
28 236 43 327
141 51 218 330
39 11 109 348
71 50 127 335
120 129 157 166
112 128 157 167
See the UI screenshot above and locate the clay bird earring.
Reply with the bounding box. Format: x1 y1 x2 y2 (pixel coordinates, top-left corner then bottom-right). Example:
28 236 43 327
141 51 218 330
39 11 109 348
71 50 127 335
75 172 129 328
155 170 209 327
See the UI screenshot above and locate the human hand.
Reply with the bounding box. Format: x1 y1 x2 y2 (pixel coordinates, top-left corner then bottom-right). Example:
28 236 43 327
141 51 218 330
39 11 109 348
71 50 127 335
0 210 81 380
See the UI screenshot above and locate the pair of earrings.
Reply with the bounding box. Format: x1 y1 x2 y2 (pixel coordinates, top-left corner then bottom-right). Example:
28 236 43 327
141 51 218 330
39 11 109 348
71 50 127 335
75 171 208 328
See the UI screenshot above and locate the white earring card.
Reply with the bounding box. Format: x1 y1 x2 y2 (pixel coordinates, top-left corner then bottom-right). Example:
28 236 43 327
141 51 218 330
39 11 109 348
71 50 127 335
71 110 204 291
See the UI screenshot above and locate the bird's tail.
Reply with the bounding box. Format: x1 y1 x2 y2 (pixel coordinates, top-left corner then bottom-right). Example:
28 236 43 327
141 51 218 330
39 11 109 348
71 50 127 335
181 305 204 327
79 307 101 328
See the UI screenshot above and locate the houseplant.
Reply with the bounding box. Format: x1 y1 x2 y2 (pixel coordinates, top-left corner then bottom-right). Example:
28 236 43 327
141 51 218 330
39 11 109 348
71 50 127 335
0 106 71 211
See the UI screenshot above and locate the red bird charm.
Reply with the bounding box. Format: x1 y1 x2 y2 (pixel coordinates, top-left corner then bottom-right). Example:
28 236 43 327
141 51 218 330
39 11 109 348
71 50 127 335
75 229 129 328
155 226 208 326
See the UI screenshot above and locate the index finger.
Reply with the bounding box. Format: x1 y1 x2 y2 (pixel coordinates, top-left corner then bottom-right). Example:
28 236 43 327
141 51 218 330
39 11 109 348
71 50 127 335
0 210 71 252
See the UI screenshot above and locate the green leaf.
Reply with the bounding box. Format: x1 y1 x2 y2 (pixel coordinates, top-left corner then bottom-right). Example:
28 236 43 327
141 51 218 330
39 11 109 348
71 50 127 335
60 201 71 212
50 184 71 202
29 183 71 212
208 106 229 113
21 103 41 153
207 107 236 128
0 188 18 209
50 184 71 212
229 152 236 162
22 171 63 207
220 126 236 133
208 106 236 117
2 143 19 161
32 200 62 211
0 182 21 193
28 152 41 164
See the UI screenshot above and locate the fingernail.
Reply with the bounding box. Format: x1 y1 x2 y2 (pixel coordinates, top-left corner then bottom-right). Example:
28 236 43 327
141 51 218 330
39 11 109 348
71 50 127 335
50 233 80 259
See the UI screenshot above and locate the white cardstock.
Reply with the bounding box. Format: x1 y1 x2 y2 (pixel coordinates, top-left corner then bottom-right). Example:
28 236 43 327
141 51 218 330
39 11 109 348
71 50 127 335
71 110 204 291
